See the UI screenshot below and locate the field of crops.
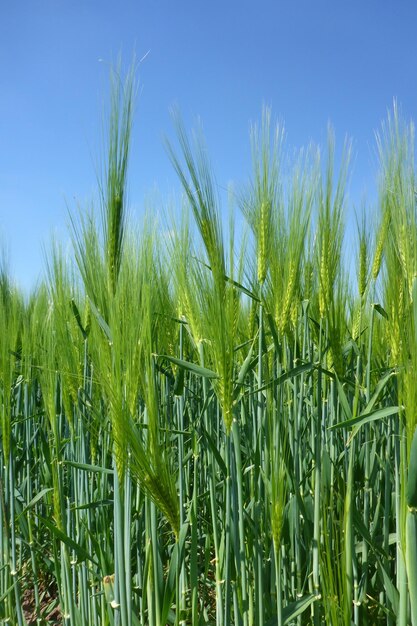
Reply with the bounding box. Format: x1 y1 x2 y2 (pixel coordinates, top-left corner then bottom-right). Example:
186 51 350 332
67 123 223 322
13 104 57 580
1 68 417 625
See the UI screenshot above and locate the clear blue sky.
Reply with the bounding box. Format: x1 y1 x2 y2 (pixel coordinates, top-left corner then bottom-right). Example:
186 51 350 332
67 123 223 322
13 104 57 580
1 1 417 291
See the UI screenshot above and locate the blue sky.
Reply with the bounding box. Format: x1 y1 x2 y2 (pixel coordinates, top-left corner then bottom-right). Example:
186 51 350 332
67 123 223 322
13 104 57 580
1 1 417 291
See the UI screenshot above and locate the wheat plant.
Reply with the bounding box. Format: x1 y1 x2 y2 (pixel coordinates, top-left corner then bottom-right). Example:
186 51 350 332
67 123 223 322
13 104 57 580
0 69 416 626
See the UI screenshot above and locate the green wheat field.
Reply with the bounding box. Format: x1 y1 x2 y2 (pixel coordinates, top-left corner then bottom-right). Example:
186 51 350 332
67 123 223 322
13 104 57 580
1 67 417 626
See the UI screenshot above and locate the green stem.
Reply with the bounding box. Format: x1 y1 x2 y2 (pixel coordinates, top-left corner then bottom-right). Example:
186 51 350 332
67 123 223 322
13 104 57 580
232 419 249 626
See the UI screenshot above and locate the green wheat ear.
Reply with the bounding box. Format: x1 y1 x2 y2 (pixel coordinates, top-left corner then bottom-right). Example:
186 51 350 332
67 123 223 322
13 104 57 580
240 106 283 291
166 117 242 433
372 206 390 281
103 61 136 296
